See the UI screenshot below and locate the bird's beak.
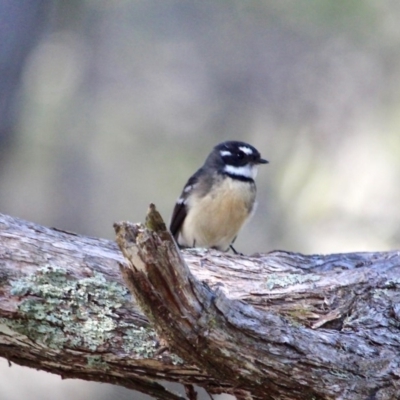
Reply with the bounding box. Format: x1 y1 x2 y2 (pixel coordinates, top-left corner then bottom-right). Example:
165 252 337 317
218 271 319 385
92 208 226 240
258 158 269 164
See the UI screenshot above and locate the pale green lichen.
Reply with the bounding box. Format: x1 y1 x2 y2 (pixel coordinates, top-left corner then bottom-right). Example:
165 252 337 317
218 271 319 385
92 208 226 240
372 288 391 299
121 326 158 356
169 353 184 365
6 265 158 358
86 355 110 370
264 273 320 290
329 369 351 379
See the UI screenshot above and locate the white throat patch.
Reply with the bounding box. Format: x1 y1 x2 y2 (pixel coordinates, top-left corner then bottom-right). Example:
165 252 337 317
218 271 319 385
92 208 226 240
224 164 258 180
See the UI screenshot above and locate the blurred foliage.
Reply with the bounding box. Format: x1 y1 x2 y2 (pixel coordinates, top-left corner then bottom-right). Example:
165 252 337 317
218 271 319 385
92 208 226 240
1 1 400 399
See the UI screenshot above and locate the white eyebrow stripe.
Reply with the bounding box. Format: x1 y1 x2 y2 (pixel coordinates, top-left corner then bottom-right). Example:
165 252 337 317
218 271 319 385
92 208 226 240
239 146 253 155
220 150 232 157
224 164 258 179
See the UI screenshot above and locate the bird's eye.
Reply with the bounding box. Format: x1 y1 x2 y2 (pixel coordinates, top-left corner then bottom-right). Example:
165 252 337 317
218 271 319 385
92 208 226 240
237 151 245 159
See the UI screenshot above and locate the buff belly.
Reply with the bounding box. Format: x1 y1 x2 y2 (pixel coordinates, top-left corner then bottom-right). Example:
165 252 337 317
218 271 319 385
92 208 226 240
178 178 256 251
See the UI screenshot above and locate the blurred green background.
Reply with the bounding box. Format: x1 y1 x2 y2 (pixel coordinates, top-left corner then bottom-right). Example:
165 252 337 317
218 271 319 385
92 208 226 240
1 1 400 399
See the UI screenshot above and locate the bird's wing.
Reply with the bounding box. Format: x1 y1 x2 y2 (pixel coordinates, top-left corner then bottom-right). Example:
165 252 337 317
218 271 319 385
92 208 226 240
169 174 200 239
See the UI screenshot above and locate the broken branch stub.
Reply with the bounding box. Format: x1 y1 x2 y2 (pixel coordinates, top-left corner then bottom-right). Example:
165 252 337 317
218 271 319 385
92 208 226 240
114 204 211 367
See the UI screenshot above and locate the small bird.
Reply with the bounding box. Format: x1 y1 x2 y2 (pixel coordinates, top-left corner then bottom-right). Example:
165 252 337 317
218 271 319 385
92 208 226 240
169 141 268 252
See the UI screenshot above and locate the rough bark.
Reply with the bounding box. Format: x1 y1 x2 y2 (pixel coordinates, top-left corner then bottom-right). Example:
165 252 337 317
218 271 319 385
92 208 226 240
1 211 400 399
115 205 400 400
0 213 214 400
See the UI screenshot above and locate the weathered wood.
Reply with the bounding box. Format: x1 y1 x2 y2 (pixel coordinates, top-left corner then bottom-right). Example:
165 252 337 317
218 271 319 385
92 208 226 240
0 213 218 399
115 204 400 400
1 210 400 399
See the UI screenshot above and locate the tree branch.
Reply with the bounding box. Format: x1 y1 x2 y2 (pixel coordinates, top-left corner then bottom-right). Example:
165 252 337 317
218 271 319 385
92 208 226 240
1 209 400 399
114 204 400 400
0 213 218 399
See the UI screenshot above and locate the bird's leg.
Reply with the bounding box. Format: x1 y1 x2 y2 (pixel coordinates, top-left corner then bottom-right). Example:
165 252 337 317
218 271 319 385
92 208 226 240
229 244 239 254
229 237 244 255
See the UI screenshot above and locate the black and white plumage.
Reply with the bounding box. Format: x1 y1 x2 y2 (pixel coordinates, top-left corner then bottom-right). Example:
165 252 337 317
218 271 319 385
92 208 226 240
169 141 268 252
